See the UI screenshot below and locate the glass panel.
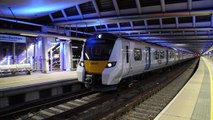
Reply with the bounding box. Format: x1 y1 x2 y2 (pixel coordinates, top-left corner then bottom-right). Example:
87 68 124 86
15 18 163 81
160 51 165 59
84 43 114 60
134 48 142 61
154 50 159 60
84 37 115 60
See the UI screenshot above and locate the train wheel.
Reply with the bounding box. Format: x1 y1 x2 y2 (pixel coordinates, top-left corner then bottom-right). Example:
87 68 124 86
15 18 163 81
84 77 93 88
27 71 32 75
84 83 92 89
119 78 132 88
12 71 16 75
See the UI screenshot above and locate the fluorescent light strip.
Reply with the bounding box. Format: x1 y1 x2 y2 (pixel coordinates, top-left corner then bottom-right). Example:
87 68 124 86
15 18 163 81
20 33 38 37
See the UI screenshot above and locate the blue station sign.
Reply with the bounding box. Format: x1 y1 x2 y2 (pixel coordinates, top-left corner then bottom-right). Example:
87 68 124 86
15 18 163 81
0 34 26 43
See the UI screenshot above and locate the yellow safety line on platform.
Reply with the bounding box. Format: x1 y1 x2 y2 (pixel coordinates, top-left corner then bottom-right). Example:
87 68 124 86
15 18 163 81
203 58 213 120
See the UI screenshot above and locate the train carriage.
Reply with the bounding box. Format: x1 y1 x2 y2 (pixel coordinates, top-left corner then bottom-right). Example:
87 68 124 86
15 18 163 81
77 33 194 91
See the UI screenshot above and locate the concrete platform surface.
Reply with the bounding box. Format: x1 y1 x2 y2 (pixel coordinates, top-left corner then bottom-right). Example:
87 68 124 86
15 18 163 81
155 57 213 120
0 71 77 91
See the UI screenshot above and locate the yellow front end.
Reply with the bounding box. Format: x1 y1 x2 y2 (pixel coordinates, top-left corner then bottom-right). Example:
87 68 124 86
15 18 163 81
84 60 108 74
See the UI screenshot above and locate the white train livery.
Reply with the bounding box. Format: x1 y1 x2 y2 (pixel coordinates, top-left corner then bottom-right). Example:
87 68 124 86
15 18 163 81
77 33 194 91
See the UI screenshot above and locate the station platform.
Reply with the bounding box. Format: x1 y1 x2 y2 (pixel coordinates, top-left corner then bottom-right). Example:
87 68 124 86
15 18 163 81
155 57 213 120
0 71 81 108
0 71 77 91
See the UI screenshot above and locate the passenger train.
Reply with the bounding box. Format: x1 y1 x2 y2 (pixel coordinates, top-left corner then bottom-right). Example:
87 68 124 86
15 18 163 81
77 33 194 91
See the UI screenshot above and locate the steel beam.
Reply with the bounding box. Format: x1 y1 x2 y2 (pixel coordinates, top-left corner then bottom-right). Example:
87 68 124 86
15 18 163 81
105 24 109 31
175 17 179 28
94 26 97 31
160 0 166 12
0 28 86 41
117 22 121 31
49 14 54 22
193 16 196 27
188 0 192 10
0 17 91 36
92 0 101 17
61 10 68 21
135 0 142 14
76 5 83 19
68 29 92 35
96 27 213 33
112 0 120 15
130 21 134 30
144 20 148 29
159 18 163 28
124 34 213 39
0 17 43 27
55 9 213 26
211 14 213 27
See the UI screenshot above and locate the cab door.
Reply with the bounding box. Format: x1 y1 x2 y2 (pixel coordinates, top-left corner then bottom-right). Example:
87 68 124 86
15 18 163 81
122 41 130 76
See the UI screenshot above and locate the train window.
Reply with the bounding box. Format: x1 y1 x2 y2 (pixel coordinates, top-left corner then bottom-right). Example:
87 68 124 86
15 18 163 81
84 44 113 60
134 48 142 61
160 51 165 59
154 50 159 59
84 40 116 60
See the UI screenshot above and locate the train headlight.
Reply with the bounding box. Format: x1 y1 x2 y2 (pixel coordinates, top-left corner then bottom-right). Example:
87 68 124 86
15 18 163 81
106 62 116 68
79 61 84 67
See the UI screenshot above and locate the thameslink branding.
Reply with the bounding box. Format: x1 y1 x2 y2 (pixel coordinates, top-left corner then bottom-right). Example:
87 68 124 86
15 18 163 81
0 34 26 43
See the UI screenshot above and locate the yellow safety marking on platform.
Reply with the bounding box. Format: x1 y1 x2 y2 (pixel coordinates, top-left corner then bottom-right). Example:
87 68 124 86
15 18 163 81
203 58 213 120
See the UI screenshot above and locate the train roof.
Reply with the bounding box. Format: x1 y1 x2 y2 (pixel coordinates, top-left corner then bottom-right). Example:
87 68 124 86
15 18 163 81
121 36 167 49
89 33 189 53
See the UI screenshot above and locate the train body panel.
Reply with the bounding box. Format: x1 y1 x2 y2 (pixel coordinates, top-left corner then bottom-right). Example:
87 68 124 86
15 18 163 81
168 50 175 65
77 33 194 90
128 41 145 76
150 48 167 71
77 51 85 82
77 65 85 82
121 39 131 78
102 39 123 85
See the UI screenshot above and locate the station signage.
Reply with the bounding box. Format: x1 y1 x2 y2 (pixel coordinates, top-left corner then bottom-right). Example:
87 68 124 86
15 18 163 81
0 34 26 43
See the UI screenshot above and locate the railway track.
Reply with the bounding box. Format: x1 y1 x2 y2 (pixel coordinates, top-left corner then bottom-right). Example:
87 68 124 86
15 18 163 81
16 92 102 120
46 59 198 120
0 90 96 119
0 59 198 120
103 59 199 120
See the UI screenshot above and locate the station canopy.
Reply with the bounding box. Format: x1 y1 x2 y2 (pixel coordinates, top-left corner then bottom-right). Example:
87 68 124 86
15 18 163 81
0 0 213 54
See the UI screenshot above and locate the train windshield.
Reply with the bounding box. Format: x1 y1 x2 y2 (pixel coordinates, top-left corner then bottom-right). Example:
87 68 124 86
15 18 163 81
84 38 115 60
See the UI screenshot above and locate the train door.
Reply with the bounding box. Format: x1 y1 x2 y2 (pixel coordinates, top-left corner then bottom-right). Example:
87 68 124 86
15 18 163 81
178 51 180 61
122 41 130 76
166 50 169 65
145 47 151 70
174 50 178 62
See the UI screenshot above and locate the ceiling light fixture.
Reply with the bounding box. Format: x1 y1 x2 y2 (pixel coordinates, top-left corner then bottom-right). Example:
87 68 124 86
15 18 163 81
20 33 38 37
